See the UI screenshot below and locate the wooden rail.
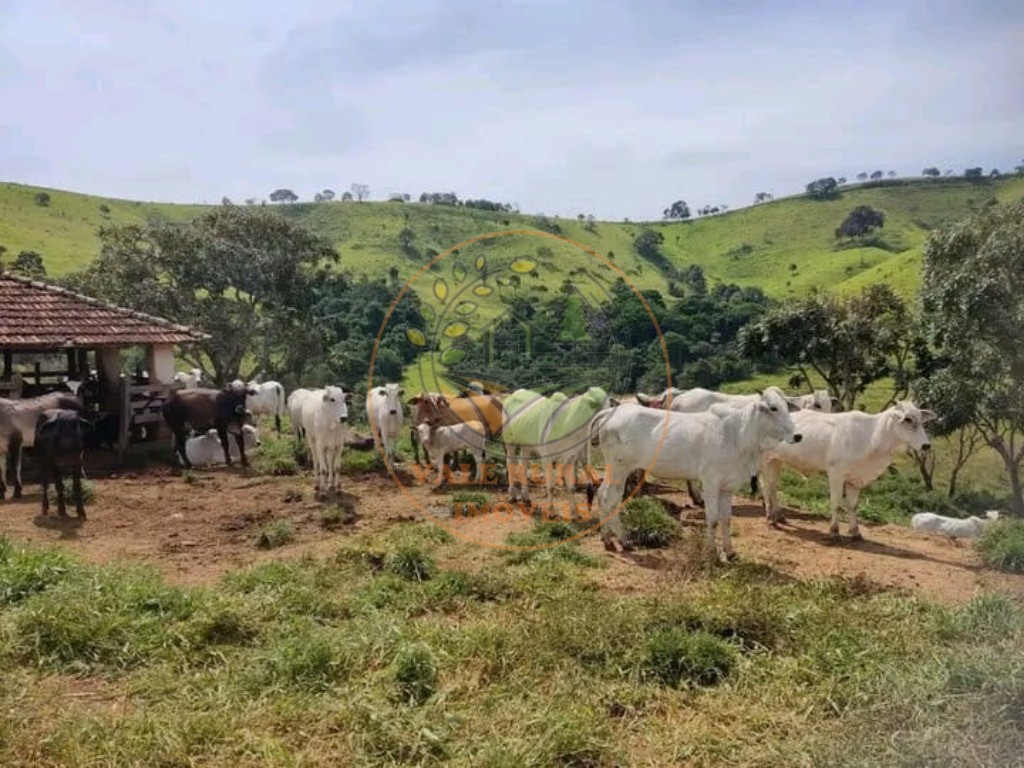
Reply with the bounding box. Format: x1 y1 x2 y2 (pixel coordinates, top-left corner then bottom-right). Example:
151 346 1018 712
117 376 170 452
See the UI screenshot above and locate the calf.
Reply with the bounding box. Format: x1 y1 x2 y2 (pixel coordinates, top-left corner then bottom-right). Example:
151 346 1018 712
760 401 935 539
300 386 352 494
1 392 82 501
367 383 405 464
185 424 261 467
409 392 505 466
162 384 255 469
589 389 801 560
417 420 486 487
911 510 998 540
172 368 203 389
34 409 91 518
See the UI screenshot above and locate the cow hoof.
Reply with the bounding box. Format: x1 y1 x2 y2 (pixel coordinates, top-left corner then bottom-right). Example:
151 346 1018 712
13 489 23 500
725 551 739 562
601 537 617 552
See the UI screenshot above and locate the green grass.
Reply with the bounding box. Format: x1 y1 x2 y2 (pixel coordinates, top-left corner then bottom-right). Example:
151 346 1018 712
255 520 295 549
621 497 680 548
1 534 1024 764
977 520 1024 573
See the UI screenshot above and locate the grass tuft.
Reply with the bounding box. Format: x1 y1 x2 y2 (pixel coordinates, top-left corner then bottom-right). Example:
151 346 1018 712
641 628 737 688
977 519 1024 573
319 502 356 530
255 520 295 549
392 644 438 705
621 497 680 548
252 432 297 476
385 545 436 582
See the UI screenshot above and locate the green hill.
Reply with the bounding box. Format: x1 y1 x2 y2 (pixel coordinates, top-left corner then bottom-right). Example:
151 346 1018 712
2 177 1022 301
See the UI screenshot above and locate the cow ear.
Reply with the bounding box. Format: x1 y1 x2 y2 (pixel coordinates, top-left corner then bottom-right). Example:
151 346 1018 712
786 400 800 412
377 388 385 396
920 409 937 423
636 393 652 406
408 395 421 405
322 391 330 402
757 402 770 413
398 388 405 397
344 392 353 402
609 397 620 407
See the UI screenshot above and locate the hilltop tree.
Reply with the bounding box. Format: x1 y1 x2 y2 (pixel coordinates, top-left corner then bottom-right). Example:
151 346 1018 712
856 172 868 181
754 192 774 203
269 188 298 203
837 177 847 185
870 170 883 181
60 205 339 384
835 206 885 239
584 214 597 233
922 167 941 178
662 200 691 220
350 183 370 202
314 189 336 203
633 228 665 260
10 250 46 280
387 192 410 203
887 170 897 178
739 284 919 411
964 167 984 181
341 191 354 202
919 198 1024 515
805 177 841 201
34 192 51 207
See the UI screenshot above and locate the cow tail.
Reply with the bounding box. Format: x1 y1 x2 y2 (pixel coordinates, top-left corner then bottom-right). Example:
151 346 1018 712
274 384 284 434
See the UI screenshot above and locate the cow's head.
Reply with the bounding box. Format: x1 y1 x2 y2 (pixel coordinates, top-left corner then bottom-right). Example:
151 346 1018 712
220 385 250 419
377 383 404 417
636 392 665 409
757 388 802 445
322 385 351 424
891 401 935 451
409 393 451 426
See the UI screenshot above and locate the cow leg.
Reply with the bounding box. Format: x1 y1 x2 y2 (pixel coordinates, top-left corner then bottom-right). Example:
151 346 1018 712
11 436 24 499
73 464 86 519
234 429 249 468
827 472 845 538
596 469 627 550
0 449 7 500
174 429 193 470
506 446 520 501
761 461 782 526
844 484 863 540
718 490 737 561
217 426 233 467
39 464 49 516
275 414 282 434
54 466 67 517
703 491 721 559
686 479 704 508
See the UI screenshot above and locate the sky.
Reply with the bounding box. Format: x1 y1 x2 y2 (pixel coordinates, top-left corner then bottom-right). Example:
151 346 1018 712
1 0 1021 220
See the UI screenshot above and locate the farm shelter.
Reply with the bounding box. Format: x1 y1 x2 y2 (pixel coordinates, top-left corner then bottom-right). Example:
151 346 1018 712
0 271 208 452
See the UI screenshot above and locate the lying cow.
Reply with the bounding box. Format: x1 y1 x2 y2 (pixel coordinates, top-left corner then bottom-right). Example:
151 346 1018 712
162 383 255 469
1 391 83 501
760 401 935 539
589 389 801 560
911 510 998 540
299 386 352 494
416 420 486 487
185 424 261 467
35 409 92 518
367 383 405 464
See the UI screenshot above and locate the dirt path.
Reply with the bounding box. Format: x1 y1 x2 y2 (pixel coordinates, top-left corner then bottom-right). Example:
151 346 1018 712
1 467 1020 605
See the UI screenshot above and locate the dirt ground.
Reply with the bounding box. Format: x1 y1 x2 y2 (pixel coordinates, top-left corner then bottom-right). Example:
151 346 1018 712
1 464 1021 606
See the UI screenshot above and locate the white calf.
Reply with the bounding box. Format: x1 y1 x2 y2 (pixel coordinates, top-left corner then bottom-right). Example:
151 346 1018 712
761 401 935 539
416 421 486 487
185 425 261 467
911 510 998 540
367 383 405 464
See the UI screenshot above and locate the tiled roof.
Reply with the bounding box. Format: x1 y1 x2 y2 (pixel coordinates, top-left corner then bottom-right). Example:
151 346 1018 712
0 271 209 349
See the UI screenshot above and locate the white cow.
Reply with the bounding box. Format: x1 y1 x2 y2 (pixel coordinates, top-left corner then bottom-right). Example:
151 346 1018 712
538 387 615 505
367 383 405 464
287 388 314 446
911 510 998 540
760 401 935 539
185 425 261 467
416 421 486 487
231 380 287 433
792 390 841 412
589 389 801 560
172 368 202 389
299 386 352 494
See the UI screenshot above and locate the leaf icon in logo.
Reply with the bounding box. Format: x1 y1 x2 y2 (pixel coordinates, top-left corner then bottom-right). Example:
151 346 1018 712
473 285 494 297
440 347 466 365
455 301 477 316
443 322 469 339
433 278 449 304
511 257 537 274
453 263 468 284
475 255 486 271
420 304 436 325
406 328 427 347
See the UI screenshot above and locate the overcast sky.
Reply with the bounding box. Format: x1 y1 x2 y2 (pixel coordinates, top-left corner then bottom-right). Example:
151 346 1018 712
1 0 1021 220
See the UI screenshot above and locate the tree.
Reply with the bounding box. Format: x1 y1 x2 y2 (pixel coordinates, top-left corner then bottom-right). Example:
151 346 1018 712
964 167 984 180
0 244 7 270
397 227 417 257
341 191 354 202
314 189 335 203
754 192 774 204
350 183 370 202
837 177 847 185
633 229 665 260
919 199 1024 515
387 192 410 203
244 198 258 205
269 188 298 203
856 172 868 181
990 169 1001 179
584 214 597 233
662 200 691 220
835 205 885 239
887 170 897 178
10 250 46 280
61 206 339 384
739 284 918 411
869 170 883 181
34 192 50 207
922 167 940 178
805 177 840 201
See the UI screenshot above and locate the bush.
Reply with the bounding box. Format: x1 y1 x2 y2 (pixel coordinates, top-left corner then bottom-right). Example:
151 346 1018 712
385 545 435 581
252 433 297 476
256 520 295 549
451 490 489 517
976 521 1024 573
641 628 736 688
393 645 438 705
0 538 75 605
319 503 356 530
621 498 679 548
34 192 51 207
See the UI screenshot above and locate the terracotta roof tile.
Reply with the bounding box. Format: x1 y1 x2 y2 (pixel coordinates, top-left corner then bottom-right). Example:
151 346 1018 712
0 272 209 349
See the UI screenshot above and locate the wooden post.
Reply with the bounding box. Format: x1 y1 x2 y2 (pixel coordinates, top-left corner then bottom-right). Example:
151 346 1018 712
67 349 77 379
117 374 131 454
33 361 41 386
2 350 11 378
97 347 122 410
77 349 90 377
146 344 176 386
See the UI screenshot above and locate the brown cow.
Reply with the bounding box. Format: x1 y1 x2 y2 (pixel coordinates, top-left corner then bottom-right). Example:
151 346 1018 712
408 393 504 465
162 384 255 470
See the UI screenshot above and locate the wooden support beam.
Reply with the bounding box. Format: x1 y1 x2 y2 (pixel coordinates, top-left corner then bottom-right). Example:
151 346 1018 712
2 350 11 378
117 375 131 454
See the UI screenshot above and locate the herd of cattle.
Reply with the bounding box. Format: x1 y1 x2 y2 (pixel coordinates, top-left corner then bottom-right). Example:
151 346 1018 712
0 369 1004 560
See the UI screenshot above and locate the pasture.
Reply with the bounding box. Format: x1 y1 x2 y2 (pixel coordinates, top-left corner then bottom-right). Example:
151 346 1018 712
1 420 1023 766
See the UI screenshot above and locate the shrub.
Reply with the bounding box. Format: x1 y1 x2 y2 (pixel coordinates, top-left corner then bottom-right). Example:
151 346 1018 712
621 498 679 548
393 645 438 705
641 628 736 688
977 521 1024 573
451 490 489 517
257 630 352 692
99 203 111 214
34 192 51 207
385 545 435 581
0 538 75 605
252 434 297 476
256 520 295 549
319 503 356 530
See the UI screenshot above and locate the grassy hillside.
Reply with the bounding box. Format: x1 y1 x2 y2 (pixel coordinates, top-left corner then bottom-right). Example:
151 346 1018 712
3 177 1022 301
